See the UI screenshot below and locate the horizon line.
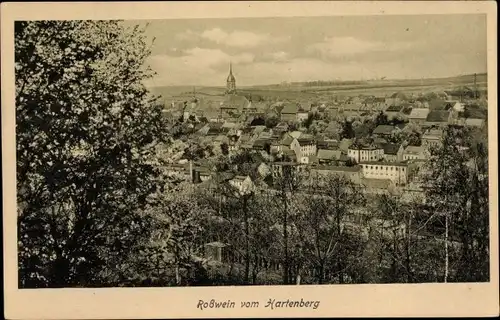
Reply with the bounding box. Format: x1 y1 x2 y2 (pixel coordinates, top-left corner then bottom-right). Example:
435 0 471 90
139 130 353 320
147 71 487 89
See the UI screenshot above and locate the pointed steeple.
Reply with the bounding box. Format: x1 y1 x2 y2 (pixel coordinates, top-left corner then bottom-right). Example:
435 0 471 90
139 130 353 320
226 61 236 94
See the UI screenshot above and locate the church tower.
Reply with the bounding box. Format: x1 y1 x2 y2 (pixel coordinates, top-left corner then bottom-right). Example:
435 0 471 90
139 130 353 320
226 62 236 94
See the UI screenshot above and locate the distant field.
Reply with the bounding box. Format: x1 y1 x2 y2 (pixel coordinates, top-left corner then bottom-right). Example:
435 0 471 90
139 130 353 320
150 86 226 99
149 73 487 100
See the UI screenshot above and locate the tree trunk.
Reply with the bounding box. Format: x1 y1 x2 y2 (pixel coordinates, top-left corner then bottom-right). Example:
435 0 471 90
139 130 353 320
243 197 250 283
283 192 289 285
336 209 343 284
318 264 325 284
175 247 181 285
252 255 258 284
406 211 413 283
175 264 180 285
444 213 449 283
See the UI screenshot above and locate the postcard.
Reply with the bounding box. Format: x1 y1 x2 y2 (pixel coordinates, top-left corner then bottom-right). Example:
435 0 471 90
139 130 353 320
2 1 498 318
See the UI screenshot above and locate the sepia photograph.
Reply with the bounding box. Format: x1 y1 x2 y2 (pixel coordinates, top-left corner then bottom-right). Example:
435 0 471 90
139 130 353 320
2 1 498 319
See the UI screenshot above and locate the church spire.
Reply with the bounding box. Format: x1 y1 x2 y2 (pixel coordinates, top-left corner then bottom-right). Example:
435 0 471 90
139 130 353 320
226 61 236 94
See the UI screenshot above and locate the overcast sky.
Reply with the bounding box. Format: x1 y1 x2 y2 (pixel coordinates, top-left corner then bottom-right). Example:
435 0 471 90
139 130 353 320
126 14 487 87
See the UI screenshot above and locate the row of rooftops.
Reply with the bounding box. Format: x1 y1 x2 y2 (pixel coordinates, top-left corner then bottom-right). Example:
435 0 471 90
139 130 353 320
170 94 484 131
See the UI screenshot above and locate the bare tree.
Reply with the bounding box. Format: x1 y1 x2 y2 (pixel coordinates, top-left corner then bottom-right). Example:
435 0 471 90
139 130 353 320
293 174 365 284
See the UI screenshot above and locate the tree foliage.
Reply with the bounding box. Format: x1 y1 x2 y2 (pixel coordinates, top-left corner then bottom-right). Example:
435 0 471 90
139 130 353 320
16 20 169 287
422 125 489 281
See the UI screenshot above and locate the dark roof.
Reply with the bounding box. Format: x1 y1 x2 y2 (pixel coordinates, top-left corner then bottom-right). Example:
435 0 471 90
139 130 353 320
383 143 401 155
297 136 315 144
385 105 404 112
442 102 455 110
426 110 450 122
373 125 396 135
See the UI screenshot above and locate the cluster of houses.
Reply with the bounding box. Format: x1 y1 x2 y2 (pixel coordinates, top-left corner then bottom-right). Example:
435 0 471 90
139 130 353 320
163 121 442 197
163 81 486 199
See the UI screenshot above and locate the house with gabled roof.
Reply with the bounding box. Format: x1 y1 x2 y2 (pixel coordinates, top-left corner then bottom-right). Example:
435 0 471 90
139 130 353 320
270 133 300 156
382 143 404 162
408 108 430 126
297 134 317 157
424 110 452 128
421 128 443 150
403 145 427 161
464 118 485 129
280 103 299 122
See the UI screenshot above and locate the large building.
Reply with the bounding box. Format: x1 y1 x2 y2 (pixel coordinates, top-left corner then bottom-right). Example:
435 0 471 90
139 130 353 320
359 161 409 186
226 62 236 94
348 143 384 163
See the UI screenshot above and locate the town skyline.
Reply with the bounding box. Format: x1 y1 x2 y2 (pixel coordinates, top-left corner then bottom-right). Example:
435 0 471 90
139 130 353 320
126 14 487 87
